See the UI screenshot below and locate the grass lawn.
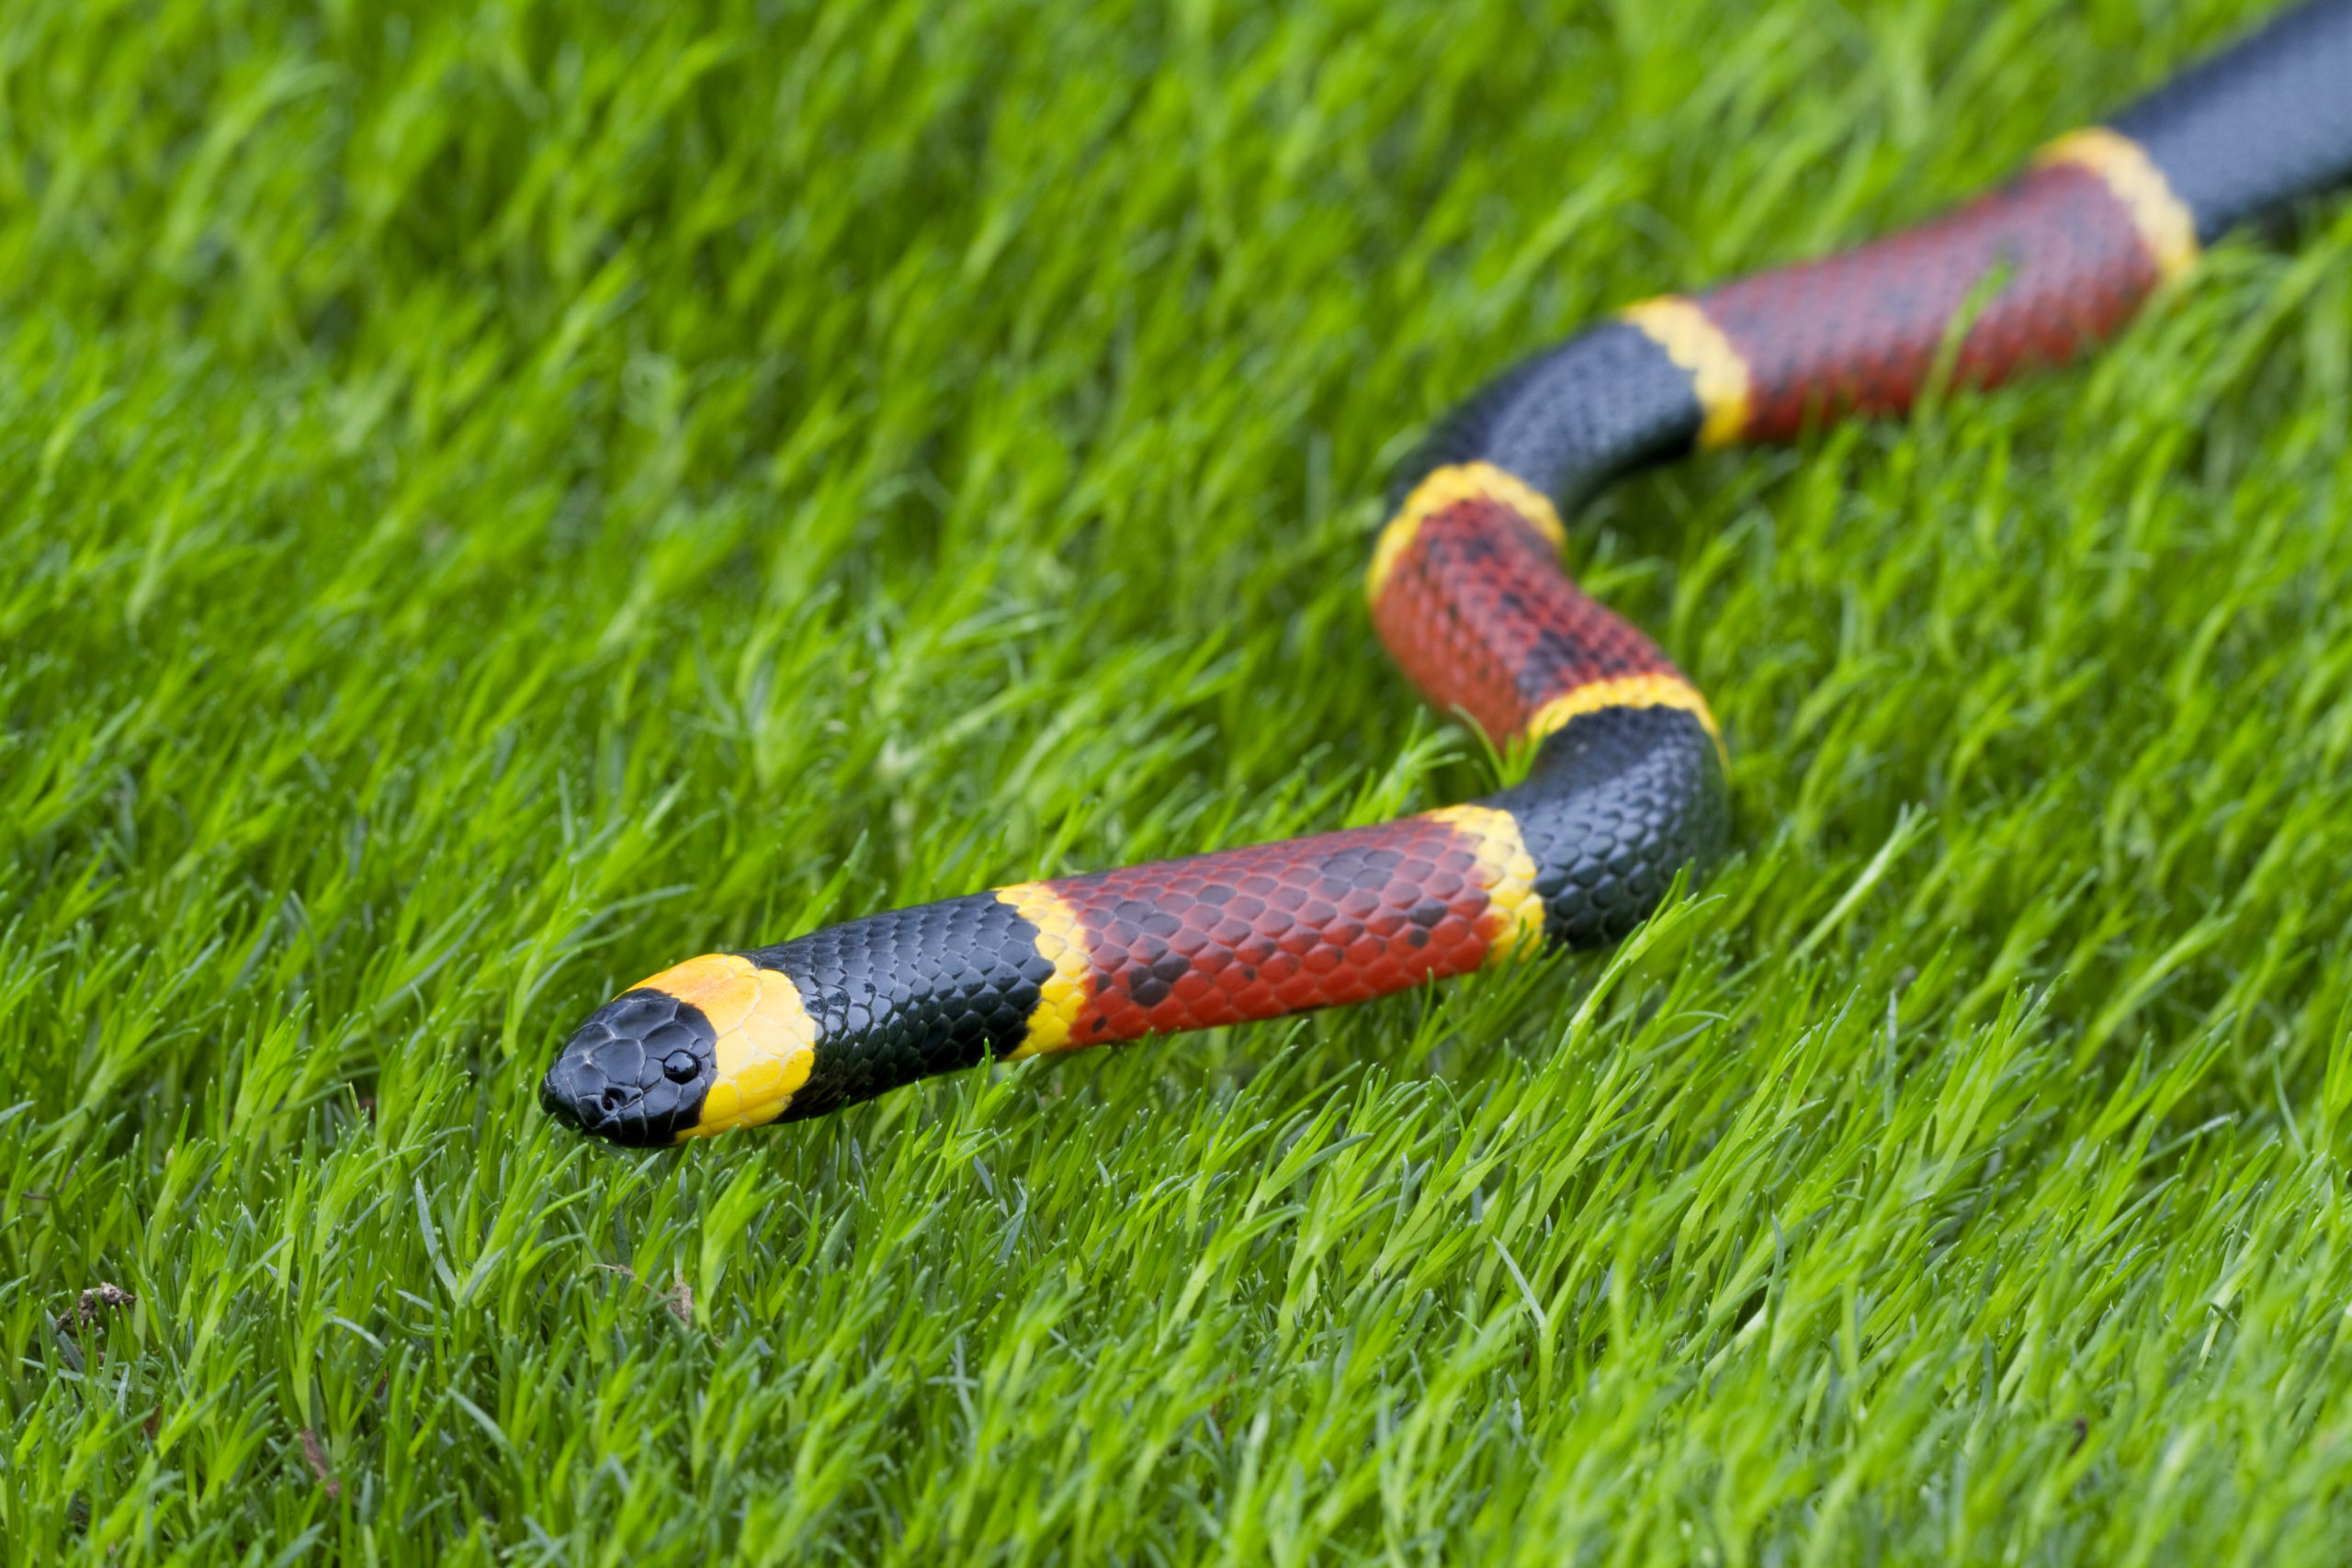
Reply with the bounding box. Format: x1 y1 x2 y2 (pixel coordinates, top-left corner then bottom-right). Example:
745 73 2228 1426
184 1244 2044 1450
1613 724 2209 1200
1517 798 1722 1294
6 0 2352 1559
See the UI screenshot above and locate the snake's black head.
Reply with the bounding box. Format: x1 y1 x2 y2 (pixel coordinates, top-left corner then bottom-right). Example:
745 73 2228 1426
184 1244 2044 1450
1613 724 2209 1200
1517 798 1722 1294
540 988 717 1147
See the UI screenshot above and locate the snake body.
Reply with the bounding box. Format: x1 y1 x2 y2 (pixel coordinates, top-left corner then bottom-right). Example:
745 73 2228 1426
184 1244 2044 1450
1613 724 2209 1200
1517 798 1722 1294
544 1 2352 1147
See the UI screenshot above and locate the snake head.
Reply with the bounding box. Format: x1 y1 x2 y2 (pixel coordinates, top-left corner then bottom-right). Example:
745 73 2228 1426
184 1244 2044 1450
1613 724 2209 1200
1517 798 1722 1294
539 987 718 1146
542 953 821 1145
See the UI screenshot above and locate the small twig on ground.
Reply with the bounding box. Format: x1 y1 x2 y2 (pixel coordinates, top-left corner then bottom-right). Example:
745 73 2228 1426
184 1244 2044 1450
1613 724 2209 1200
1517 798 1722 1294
591 1261 693 1327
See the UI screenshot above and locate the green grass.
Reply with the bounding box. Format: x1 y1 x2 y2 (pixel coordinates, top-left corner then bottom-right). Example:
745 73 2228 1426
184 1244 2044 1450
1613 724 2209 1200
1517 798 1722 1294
5 0 2352 1559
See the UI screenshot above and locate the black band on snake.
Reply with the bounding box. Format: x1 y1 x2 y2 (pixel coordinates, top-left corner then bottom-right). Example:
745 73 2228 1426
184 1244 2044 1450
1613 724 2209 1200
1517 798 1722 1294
543 0 2352 1147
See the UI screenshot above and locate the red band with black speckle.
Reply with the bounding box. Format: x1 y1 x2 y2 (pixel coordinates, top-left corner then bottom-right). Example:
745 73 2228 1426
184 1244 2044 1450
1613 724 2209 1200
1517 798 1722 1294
1041 810 1536 1045
1698 162 2160 441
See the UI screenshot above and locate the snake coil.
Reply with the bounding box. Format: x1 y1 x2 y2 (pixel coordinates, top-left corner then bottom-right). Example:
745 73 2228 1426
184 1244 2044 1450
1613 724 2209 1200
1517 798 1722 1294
545 1 2352 1146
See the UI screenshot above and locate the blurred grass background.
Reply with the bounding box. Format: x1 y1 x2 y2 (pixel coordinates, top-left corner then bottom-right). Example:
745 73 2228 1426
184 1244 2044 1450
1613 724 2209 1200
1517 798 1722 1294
5 0 2352 1559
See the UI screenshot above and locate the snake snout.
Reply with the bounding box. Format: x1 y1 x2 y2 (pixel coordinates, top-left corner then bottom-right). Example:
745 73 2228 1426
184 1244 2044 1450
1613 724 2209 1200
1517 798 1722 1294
539 989 718 1147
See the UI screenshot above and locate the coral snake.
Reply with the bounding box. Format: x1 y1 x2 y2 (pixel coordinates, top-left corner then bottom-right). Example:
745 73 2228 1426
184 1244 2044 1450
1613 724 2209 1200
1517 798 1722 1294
545 0 2352 1147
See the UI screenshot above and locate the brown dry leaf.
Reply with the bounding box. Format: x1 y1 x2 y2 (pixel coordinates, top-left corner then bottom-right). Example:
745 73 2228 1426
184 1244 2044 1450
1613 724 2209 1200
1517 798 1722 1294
55 1282 135 1337
300 1428 343 1499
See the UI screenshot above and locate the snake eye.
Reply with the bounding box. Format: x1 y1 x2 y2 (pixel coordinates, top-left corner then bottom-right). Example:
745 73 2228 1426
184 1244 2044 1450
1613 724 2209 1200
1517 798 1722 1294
662 1051 699 1083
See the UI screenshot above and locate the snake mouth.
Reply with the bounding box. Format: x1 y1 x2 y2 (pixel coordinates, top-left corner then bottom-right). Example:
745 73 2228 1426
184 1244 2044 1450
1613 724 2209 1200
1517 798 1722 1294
539 990 718 1147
